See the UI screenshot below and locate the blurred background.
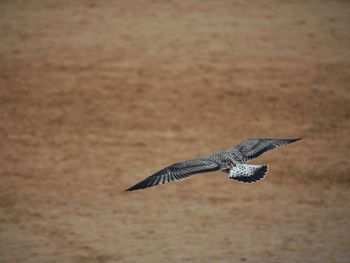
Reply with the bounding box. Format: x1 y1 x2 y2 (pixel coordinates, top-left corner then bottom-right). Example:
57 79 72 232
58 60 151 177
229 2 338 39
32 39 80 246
1 0 349 262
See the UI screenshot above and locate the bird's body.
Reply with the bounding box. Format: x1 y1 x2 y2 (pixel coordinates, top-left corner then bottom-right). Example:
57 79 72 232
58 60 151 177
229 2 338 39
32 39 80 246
126 138 301 191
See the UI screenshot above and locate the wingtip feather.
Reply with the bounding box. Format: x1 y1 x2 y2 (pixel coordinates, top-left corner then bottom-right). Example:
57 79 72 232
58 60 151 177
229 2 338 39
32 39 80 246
125 182 146 192
288 138 302 143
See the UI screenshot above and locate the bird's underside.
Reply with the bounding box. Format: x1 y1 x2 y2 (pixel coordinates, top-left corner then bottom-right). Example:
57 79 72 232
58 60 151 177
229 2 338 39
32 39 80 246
126 138 301 191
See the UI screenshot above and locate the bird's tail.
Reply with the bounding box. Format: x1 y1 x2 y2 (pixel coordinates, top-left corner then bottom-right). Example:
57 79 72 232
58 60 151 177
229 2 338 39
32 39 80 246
228 163 268 183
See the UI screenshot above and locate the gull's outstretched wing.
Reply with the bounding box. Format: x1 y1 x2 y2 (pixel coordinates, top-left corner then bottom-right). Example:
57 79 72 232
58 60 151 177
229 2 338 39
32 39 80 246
235 138 301 161
126 158 220 191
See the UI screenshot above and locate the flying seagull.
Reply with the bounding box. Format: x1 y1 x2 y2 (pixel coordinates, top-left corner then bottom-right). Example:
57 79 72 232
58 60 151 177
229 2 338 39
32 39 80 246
126 138 301 191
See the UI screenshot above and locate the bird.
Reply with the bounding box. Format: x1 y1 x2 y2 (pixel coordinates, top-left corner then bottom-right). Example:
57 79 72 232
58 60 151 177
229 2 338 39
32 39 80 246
126 138 301 191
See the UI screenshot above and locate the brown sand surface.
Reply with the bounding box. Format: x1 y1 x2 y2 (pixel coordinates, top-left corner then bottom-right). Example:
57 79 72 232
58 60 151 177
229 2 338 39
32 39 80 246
1 0 350 262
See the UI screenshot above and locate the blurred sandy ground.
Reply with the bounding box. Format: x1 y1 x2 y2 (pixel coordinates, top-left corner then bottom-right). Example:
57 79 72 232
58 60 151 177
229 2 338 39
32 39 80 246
0 0 349 262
